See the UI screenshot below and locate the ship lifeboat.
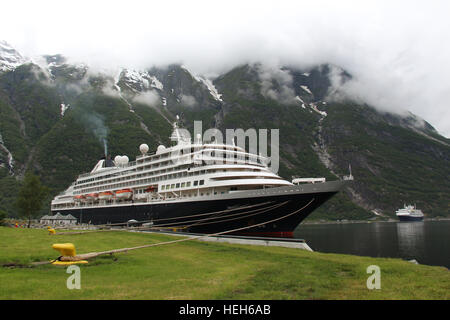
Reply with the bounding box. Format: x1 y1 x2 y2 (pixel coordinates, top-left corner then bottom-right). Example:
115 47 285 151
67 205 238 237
73 195 85 202
98 191 114 200
145 186 156 193
85 193 98 200
115 189 133 199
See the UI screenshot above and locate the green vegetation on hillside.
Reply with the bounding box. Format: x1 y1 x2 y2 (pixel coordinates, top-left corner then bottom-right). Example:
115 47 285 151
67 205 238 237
321 102 450 217
0 62 448 222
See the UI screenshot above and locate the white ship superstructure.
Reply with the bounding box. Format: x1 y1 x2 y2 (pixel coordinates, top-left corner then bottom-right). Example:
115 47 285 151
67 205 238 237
52 121 292 210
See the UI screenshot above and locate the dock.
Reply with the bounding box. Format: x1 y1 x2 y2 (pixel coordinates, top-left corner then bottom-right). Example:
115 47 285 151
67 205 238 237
134 230 313 251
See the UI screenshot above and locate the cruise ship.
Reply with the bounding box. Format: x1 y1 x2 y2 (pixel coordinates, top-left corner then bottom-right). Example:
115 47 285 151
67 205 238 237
396 204 424 222
51 121 347 237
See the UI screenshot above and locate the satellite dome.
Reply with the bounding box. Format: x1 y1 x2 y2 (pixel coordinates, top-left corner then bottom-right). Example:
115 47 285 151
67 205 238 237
139 144 149 155
156 145 166 154
114 155 121 164
122 155 129 164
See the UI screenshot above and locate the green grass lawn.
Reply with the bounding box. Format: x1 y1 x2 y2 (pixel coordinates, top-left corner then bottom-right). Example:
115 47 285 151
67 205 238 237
0 226 448 300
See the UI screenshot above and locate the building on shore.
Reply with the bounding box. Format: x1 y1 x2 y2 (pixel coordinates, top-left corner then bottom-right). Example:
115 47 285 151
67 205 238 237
40 213 77 226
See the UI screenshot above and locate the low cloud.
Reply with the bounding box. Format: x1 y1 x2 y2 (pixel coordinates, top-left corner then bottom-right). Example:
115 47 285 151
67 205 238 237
1 0 450 136
180 94 197 107
132 90 160 107
257 65 297 105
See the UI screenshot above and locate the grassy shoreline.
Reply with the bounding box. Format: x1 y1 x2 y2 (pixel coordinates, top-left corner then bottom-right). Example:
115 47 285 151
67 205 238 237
0 226 448 300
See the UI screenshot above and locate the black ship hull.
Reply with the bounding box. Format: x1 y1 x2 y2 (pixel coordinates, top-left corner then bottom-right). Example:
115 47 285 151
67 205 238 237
398 216 424 222
52 182 345 238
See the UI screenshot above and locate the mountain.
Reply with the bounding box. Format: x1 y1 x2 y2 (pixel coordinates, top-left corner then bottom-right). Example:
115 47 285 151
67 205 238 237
0 41 448 221
0 41 28 72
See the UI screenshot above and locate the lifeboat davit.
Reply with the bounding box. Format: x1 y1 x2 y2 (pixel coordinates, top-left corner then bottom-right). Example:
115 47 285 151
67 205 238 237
115 189 133 199
98 191 114 200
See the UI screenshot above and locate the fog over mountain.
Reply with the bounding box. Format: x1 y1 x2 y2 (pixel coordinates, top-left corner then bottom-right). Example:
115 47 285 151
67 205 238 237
1 0 450 137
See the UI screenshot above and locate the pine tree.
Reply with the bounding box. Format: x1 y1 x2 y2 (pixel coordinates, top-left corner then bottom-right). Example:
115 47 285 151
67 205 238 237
16 173 49 228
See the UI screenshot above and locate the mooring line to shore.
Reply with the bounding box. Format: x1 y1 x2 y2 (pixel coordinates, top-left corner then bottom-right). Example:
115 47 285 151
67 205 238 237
52 201 287 235
27 198 315 266
50 201 274 231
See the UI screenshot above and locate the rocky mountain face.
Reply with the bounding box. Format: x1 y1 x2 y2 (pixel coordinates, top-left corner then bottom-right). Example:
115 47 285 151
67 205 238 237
0 41 448 220
0 41 28 72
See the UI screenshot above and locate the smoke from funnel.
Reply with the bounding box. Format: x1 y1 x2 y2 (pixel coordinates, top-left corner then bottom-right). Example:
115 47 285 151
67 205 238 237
79 111 109 156
103 138 108 158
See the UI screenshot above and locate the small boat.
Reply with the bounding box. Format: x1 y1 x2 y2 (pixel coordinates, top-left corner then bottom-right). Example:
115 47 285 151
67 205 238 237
145 186 156 193
115 189 133 199
98 191 114 200
396 204 424 221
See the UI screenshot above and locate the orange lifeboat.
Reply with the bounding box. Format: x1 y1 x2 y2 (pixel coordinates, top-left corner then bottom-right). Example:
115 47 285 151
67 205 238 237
73 195 85 202
98 191 114 200
145 186 156 193
85 193 98 200
115 189 133 199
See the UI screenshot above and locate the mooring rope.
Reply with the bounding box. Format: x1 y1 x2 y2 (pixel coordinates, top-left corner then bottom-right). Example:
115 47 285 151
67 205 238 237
51 201 274 231
53 201 286 235
32 198 315 265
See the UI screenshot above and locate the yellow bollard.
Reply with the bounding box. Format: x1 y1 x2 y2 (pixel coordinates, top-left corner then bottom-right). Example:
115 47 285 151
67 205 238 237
47 227 56 235
51 243 88 265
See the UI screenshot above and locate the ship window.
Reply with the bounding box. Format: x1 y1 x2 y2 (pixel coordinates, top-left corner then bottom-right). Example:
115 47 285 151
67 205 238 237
171 184 175 189
181 182 185 187
186 182 191 187
199 180 204 185
161 185 165 190
166 184 170 189
194 181 198 186
176 183 180 188
200 193 204 196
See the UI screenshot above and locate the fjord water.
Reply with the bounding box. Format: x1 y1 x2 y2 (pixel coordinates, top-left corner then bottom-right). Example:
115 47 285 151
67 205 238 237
294 220 450 268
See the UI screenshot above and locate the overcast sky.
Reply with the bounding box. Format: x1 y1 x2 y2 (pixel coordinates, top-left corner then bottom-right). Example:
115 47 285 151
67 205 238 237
1 0 450 137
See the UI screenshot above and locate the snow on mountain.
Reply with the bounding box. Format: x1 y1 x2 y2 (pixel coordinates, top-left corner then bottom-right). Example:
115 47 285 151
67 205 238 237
60 103 69 117
309 102 327 117
0 41 28 72
0 132 14 174
120 69 164 92
300 85 313 95
193 75 223 102
181 65 223 102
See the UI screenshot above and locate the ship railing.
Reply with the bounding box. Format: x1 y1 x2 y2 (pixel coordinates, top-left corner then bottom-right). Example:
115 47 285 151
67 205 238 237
60 196 177 209
77 160 138 179
77 149 266 180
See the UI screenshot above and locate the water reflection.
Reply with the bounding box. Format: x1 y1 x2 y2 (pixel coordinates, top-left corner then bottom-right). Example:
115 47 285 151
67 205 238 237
294 220 449 268
396 222 425 260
